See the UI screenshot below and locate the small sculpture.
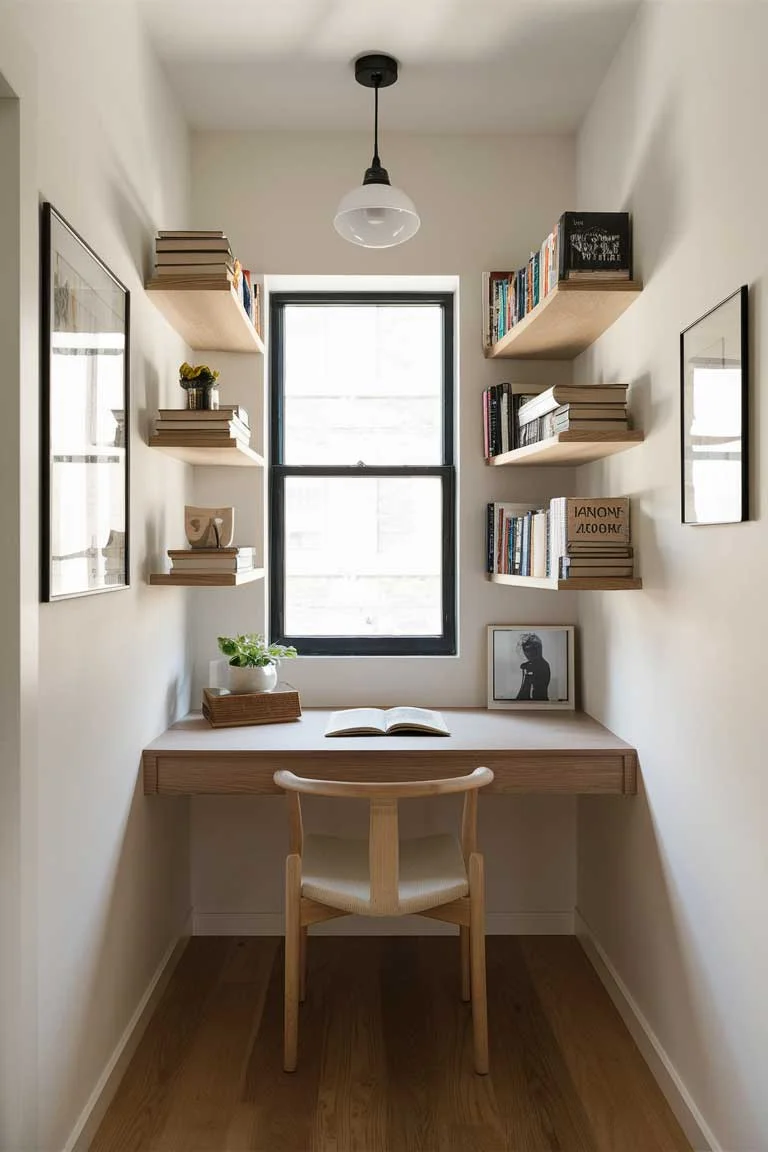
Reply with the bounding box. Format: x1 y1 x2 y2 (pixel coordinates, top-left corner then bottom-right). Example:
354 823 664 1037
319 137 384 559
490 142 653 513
179 361 220 410
184 506 235 549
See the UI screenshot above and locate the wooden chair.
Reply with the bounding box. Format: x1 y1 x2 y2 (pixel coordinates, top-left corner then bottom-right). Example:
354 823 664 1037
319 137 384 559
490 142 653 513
273 766 494 1075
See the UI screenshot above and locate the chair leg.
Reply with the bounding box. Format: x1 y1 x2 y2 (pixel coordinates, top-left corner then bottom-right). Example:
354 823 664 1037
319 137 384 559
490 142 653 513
284 854 302 1072
469 852 489 1074
460 925 470 1002
300 925 308 1003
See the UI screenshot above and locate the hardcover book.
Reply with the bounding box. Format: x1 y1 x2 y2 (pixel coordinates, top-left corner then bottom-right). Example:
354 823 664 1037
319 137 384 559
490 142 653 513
557 212 632 280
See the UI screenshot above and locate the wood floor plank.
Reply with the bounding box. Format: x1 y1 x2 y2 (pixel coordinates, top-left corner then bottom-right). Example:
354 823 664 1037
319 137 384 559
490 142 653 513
89 938 232 1152
311 938 388 1152
486 937 597 1151
379 937 446 1152
152 938 277 1152
240 939 327 1151
424 936 506 1152
519 937 692 1152
92 936 693 1152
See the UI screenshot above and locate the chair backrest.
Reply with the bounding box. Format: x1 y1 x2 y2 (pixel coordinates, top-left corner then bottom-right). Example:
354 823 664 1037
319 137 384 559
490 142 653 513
273 767 494 914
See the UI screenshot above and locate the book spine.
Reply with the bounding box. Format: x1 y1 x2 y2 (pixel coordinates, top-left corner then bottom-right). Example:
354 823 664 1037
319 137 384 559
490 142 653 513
486 503 495 573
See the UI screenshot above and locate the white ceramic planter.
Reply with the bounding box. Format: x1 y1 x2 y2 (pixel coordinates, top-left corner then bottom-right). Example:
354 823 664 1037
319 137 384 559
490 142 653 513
228 663 278 694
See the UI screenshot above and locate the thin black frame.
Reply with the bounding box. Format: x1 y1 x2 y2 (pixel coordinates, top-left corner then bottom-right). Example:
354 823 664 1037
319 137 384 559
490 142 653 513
40 202 131 601
269 291 456 656
680 284 748 525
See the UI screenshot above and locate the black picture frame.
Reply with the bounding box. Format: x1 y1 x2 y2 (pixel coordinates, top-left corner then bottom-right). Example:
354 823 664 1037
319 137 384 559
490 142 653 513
40 202 130 600
680 285 748 525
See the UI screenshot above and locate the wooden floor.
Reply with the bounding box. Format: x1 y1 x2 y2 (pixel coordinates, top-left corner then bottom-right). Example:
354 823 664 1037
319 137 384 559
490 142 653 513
90 936 692 1152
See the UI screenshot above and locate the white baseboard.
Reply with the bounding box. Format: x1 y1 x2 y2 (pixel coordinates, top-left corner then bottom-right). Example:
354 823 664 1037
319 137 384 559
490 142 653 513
193 909 574 936
575 909 718 1152
64 909 193 1152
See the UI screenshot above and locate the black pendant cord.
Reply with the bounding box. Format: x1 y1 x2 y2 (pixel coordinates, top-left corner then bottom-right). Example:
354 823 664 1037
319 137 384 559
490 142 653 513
363 73 391 186
372 79 380 169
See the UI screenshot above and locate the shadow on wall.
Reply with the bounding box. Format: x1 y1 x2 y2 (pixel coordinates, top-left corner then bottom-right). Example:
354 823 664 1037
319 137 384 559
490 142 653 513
108 158 156 285
624 97 684 286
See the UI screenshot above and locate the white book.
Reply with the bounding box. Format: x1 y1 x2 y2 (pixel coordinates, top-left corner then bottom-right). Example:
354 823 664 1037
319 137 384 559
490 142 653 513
170 558 255 572
324 707 449 737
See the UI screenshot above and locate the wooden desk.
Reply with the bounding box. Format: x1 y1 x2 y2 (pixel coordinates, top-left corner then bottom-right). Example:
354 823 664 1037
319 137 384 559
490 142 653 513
142 709 637 796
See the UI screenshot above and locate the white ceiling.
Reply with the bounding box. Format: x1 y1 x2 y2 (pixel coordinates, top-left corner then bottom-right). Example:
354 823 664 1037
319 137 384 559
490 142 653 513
140 0 641 133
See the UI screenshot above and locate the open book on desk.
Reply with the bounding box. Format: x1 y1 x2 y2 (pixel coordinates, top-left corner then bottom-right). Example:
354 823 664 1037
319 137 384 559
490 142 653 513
324 707 450 737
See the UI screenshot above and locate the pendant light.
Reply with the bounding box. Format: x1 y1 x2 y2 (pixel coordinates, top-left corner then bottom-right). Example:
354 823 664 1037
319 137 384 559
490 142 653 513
334 54 420 249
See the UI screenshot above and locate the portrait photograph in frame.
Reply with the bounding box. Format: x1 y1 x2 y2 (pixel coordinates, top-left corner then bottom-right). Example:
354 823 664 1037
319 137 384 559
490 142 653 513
40 202 130 601
487 625 575 710
680 284 748 526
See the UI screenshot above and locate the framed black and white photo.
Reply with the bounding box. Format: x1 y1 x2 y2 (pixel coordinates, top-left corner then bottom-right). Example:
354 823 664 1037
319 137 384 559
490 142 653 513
487 625 575 710
41 203 130 600
681 285 748 525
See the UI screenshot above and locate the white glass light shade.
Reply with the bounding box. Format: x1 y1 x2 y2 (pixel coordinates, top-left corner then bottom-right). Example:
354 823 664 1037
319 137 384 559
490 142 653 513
334 181 420 248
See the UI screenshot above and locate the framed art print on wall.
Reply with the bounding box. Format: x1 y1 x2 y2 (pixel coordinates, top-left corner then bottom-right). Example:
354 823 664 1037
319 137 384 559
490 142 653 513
680 285 748 525
40 202 130 600
487 625 575 710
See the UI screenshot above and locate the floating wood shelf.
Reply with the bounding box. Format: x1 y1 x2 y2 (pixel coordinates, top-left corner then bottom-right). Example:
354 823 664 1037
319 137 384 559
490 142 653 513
490 574 642 591
145 281 265 353
485 280 642 360
148 438 264 467
149 568 265 588
488 430 644 467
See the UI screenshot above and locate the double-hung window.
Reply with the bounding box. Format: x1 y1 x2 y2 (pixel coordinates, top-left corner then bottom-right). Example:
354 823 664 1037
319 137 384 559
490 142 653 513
269 292 456 656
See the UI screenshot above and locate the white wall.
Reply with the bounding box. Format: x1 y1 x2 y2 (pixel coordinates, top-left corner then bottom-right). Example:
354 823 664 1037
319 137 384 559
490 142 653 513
189 130 581 932
0 5 193 1149
574 5 768 1149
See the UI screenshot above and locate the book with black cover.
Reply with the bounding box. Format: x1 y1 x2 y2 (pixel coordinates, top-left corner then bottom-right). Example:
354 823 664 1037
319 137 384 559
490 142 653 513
557 212 632 280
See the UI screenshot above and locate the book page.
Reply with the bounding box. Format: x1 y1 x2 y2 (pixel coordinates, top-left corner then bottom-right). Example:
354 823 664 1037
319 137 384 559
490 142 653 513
324 708 387 737
383 707 450 735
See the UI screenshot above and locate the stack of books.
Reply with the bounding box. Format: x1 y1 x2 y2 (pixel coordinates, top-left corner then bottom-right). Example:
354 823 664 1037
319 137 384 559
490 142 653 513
151 405 251 450
516 384 629 448
150 230 261 335
152 230 234 286
549 497 633 580
482 212 632 349
166 546 259 578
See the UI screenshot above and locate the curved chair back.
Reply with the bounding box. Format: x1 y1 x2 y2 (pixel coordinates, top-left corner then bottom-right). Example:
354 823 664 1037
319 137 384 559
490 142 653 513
273 767 494 913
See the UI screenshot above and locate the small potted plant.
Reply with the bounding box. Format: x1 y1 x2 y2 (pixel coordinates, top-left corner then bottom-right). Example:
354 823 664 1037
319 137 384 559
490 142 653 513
217 633 297 694
179 361 220 410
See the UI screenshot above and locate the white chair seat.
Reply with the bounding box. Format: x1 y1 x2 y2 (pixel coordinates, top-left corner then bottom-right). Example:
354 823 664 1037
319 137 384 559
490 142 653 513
301 832 469 916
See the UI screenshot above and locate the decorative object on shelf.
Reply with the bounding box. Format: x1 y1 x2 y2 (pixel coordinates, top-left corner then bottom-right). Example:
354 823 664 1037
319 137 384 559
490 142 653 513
681 285 748 525
217 633 298 694
184 505 234 549
179 361 220 409
40 202 130 601
334 54 420 249
487 625 575 711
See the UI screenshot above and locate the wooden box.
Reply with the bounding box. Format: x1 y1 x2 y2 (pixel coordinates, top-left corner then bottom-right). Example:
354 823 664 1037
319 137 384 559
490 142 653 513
202 685 301 728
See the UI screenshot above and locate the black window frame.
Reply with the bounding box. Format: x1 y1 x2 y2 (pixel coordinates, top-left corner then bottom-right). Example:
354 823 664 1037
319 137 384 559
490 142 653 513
269 291 456 657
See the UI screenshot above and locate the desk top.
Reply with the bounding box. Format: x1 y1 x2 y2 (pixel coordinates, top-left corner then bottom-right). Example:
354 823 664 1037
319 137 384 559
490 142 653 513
142 709 637 796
